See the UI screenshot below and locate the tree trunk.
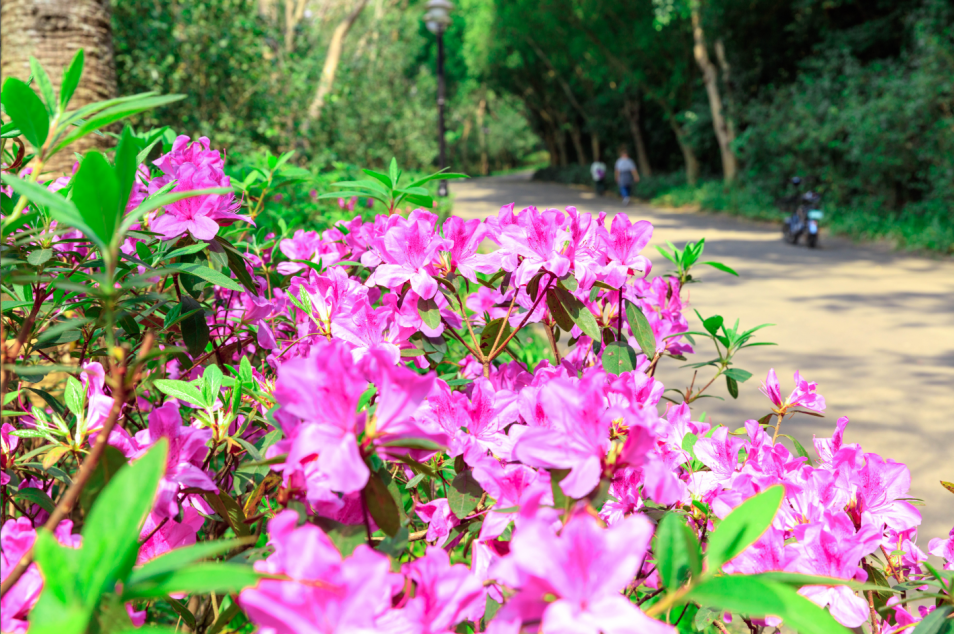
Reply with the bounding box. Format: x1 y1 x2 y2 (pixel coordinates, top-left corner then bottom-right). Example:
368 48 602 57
669 119 700 186
283 0 308 54
1 0 117 175
305 0 369 123
624 96 653 178
476 96 489 176
591 132 600 162
690 2 738 184
569 122 586 166
714 39 738 145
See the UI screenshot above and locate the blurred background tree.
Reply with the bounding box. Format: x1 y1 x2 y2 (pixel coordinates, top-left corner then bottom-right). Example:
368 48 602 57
4 0 949 249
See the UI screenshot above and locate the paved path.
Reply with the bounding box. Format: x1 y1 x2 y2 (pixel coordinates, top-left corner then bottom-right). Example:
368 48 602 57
453 174 954 540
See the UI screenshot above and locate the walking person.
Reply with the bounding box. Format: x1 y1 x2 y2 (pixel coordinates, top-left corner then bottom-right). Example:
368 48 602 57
590 158 607 196
614 147 640 206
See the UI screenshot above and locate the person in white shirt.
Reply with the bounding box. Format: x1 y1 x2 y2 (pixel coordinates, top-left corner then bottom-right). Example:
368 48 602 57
590 159 607 196
614 148 640 206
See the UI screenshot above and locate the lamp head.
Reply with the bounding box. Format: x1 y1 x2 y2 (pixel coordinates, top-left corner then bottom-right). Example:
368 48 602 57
424 0 454 33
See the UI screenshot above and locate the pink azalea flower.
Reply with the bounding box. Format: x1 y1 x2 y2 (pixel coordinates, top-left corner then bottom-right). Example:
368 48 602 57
492 207 572 287
425 379 517 458
151 162 250 241
1 518 81 634
384 546 486 632
442 216 493 282
138 507 206 564
850 454 920 532
415 499 461 544
790 511 882 627
364 215 451 299
271 341 371 502
511 375 610 498
471 454 553 539
239 510 402 633
598 214 653 287
492 512 671 634
132 402 216 519
928 526 954 570
1 423 18 486
759 369 826 415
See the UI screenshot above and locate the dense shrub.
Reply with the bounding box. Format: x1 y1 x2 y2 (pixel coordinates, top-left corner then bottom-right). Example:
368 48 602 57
2 53 953 634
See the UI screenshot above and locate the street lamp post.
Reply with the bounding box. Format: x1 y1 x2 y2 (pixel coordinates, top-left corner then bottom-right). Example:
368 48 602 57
425 0 453 197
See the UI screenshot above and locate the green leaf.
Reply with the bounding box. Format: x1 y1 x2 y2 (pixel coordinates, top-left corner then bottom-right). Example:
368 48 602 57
706 485 784 572
726 375 739 399
448 470 484 520
363 472 401 537
72 151 120 251
546 289 575 332
170 263 244 293
723 368 752 383
14 486 56 513
214 236 258 295
602 341 638 375
27 248 53 266
910 605 952 634
152 378 206 408
179 297 209 359
78 440 168 605
388 157 400 186
406 170 468 188
625 302 657 357
653 512 702 590
314 518 367 557
378 437 445 451
1 77 49 149
78 446 128 514
702 314 724 336
128 539 252 590
121 563 260 601
554 287 600 341
29 57 56 115
203 492 251 537
0 173 94 244
480 317 512 356
52 94 185 154
163 596 197 631
30 530 89 634
704 261 739 276
121 186 230 235
63 376 85 417
114 126 139 222
417 296 441 330
60 50 84 109
685 576 850 634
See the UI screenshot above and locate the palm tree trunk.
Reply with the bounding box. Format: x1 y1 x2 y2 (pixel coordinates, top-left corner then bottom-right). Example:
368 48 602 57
1 0 117 175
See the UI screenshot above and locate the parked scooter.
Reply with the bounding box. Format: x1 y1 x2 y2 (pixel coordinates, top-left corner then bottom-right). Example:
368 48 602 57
781 178 824 248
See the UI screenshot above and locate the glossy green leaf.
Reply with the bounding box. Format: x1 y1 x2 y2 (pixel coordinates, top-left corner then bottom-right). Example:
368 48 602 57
363 472 401 537
723 368 753 382
59 50 84 109
685 575 850 634
0 173 95 244
13 486 56 513
546 290 575 332
625 302 657 357
29 530 89 634
1 77 49 149
702 314 724 336
71 152 120 251
704 261 739 276
170 262 244 293
417 296 441 330
448 470 484 520
152 378 205 408
910 605 952 634
29 57 56 115
179 297 209 359
121 563 260 600
78 446 128 514
602 341 638 375
52 94 185 154
128 539 252 590
706 485 784 572
554 287 600 341
480 317 512 356
726 375 739 399
114 126 139 221
653 512 702 589
78 440 168 605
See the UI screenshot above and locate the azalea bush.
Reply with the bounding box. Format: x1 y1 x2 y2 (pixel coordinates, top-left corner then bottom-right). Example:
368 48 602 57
2 53 954 634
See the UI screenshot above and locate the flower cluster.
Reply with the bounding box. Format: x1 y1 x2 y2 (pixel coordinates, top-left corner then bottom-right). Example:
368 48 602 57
2 135 950 634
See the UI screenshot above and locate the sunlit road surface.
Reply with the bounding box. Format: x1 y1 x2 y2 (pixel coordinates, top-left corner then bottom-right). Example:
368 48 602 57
452 173 954 541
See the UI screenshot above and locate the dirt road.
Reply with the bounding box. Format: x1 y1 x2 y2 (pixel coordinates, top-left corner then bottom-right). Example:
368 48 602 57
452 174 954 540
